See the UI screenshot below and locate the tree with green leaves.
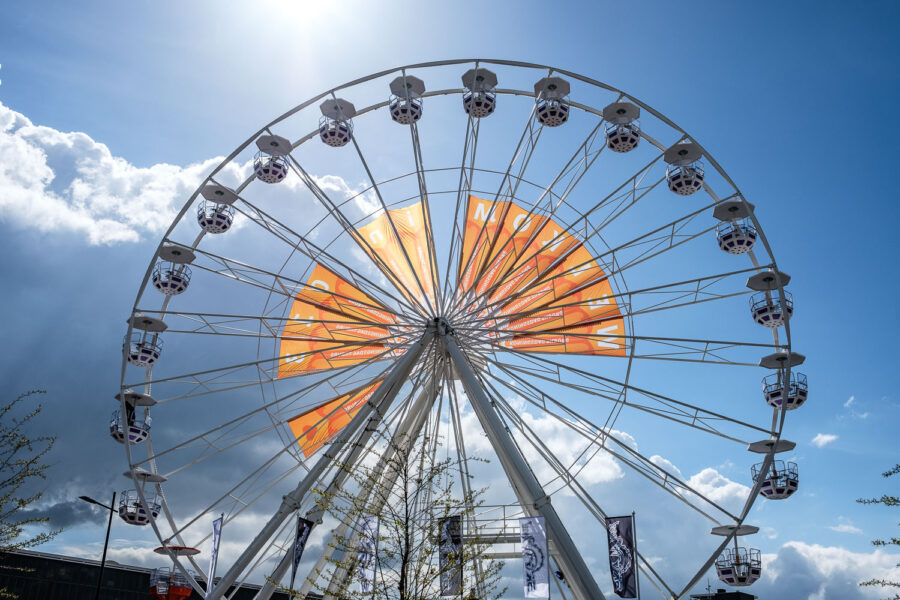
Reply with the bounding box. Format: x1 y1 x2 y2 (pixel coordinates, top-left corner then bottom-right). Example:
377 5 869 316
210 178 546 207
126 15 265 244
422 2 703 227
290 428 505 600
0 391 58 599
857 464 899 600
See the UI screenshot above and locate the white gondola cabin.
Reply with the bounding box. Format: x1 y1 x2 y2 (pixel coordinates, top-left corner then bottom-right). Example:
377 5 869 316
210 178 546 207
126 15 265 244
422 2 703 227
752 460 799 500
534 77 570 127
109 409 151 445
253 134 291 183
319 98 356 147
125 332 162 367
664 142 705 196
118 490 161 526
462 68 498 118
750 291 793 328
715 547 761 586
762 371 808 410
197 201 234 234
152 262 192 295
602 101 641 153
716 219 757 254
125 315 166 367
389 75 425 125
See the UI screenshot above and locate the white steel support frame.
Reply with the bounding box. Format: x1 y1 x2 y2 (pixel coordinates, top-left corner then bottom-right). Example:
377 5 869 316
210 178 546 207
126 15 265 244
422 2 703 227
205 327 435 600
253 372 442 600
441 324 606 600
320 376 443 598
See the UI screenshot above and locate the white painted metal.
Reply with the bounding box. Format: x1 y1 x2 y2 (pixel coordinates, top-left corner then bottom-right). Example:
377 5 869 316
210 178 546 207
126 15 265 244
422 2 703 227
443 328 606 600
204 328 434 600
200 184 238 205
255 134 292 156
602 101 640 124
663 142 703 166
253 375 441 600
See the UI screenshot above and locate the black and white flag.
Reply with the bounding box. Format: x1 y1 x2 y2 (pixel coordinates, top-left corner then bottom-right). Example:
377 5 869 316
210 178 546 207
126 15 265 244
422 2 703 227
289 516 314 592
205 515 223 599
519 516 549 599
606 515 637 598
356 515 379 594
439 515 462 596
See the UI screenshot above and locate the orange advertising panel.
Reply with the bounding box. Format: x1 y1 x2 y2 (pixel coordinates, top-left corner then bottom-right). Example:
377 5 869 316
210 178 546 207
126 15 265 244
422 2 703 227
495 246 611 318
497 318 627 356
281 300 389 343
355 201 436 310
279 338 393 376
503 269 620 334
458 196 509 294
483 217 580 301
472 200 549 298
454 196 628 354
542 246 608 301
278 264 398 378
296 264 397 326
287 381 383 457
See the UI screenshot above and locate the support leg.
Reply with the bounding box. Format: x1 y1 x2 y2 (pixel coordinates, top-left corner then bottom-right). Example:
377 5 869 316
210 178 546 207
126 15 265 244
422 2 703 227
442 330 606 600
255 373 440 600
206 328 435 600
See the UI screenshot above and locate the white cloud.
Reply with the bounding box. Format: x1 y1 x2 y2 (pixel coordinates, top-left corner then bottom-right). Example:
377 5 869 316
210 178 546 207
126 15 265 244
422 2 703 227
829 517 863 535
450 389 626 489
312 174 380 220
829 523 863 535
0 100 250 245
757 541 900 600
649 454 684 480
811 433 838 448
686 467 751 508
648 455 751 514
842 395 870 420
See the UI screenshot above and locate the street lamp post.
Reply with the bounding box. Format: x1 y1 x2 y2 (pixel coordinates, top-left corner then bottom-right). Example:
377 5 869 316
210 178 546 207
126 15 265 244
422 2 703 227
78 492 116 600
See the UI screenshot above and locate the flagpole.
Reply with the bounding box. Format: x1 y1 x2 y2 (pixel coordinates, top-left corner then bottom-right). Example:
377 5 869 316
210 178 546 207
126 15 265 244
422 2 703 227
289 513 299 598
632 512 641 600
206 513 224 599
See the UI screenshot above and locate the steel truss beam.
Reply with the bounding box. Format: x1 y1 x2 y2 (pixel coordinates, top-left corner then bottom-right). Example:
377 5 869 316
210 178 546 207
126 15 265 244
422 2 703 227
205 327 435 600
320 375 444 598
441 324 606 600
253 372 441 600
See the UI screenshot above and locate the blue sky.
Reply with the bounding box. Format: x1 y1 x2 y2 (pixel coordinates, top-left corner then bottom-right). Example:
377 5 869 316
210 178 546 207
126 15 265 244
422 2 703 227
1 1 899 599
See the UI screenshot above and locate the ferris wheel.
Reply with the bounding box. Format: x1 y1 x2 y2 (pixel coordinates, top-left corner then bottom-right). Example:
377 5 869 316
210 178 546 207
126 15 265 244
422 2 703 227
113 59 805 600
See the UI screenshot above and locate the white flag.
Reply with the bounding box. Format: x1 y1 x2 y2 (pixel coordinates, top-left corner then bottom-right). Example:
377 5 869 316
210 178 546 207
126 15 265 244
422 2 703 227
356 516 379 593
519 516 549 599
205 515 223 599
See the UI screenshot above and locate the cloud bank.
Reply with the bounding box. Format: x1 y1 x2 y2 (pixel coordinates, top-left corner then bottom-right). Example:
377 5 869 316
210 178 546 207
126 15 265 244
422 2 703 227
0 100 246 245
757 541 900 600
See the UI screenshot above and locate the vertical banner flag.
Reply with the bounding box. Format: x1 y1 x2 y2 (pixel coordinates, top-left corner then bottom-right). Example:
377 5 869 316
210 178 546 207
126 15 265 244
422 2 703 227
606 515 637 598
439 515 463 596
289 516 314 592
205 514 223 599
356 516 379 594
519 516 550 599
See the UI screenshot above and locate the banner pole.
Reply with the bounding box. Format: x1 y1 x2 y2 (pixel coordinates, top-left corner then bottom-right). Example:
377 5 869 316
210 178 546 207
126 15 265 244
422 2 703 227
206 513 224 599
631 512 641 600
